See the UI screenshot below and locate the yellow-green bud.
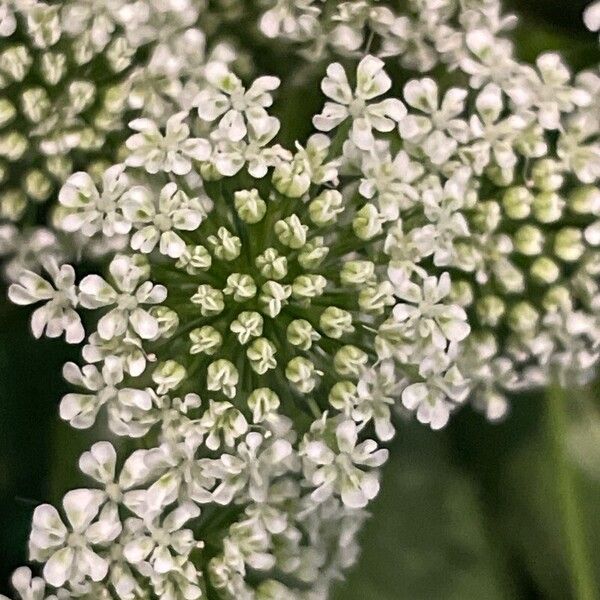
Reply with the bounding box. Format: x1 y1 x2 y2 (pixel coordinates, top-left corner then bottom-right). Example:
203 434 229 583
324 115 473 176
191 284 225 316
320 306 354 339
476 295 506 327
247 388 280 423
287 319 320 350
334 345 368 377
190 326 223 355
328 380 358 411
208 227 241 260
530 257 560 284
223 273 257 302
275 214 308 249
234 189 267 224
532 192 564 223
298 237 328 269
230 311 263 345
514 225 544 256
340 260 376 286
502 186 533 220
207 359 239 398
247 338 277 374
309 190 344 226
554 228 584 262
256 248 288 280
285 357 320 393
353 204 382 240
292 274 327 300
508 301 539 334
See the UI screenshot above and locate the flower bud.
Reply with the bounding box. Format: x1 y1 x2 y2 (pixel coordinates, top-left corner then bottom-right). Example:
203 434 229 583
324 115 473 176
0 130 28 160
532 158 563 191
568 186 600 215
450 280 474 307
24 169 52 201
353 204 382 240
341 260 376 286
476 295 505 327
207 359 239 398
502 186 533 220
508 301 539 334
272 160 310 197
292 274 327 300
256 247 288 280
153 360 186 394
334 345 368 377
554 228 584 262
328 380 358 411
234 188 266 224
532 191 564 223
543 285 572 312
247 388 280 423
514 225 544 255
358 282 394 314
530 257 560 284
247 338 277 374
176 244 212 274
191 284 225 316
190 326 223 355
287 319 320 350
150 306 179 338
0 98 16 128
223 273 257 302
309 190 344 225
320 306 354 338
208 227 241 260
259 281 291 317
298 237 328 269
230 311 263 345
275 214 308 249
0 190 26 221
285 357 320 393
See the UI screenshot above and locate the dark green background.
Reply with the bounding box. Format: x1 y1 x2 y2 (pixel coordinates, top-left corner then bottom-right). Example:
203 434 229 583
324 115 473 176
1 1 600 597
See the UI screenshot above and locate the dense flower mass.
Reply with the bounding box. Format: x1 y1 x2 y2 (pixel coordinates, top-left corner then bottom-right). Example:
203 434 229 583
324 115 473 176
2 0 600 599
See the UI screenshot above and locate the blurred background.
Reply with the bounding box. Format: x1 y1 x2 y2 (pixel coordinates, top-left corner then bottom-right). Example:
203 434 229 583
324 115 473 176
1 1 600 597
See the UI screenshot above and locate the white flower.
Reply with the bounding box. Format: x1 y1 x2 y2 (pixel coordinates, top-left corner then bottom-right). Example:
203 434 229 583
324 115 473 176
464 83 528 173
125 112 211 175
56 166 132 238
390 270 470 350
28 489 115 587
402 366 469 430
79 441 154 509
313 55 406 150
195 63 280 142
506 54 591 130
8 259 84 344
359 148 423 219
122 182 206 258
211 115 288 178
123 502 200 574
400 78 469 165
204 432 294 505
78 254 167 340
301 419 388 509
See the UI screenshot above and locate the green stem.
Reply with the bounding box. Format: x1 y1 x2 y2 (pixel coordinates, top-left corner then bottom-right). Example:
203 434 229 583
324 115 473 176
547 382 598 600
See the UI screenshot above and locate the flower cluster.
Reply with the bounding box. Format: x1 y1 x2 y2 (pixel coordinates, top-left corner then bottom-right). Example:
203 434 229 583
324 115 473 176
2 0 600 599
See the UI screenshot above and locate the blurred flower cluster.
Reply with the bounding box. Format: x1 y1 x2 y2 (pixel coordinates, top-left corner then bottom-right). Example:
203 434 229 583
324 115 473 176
1 0 599 599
